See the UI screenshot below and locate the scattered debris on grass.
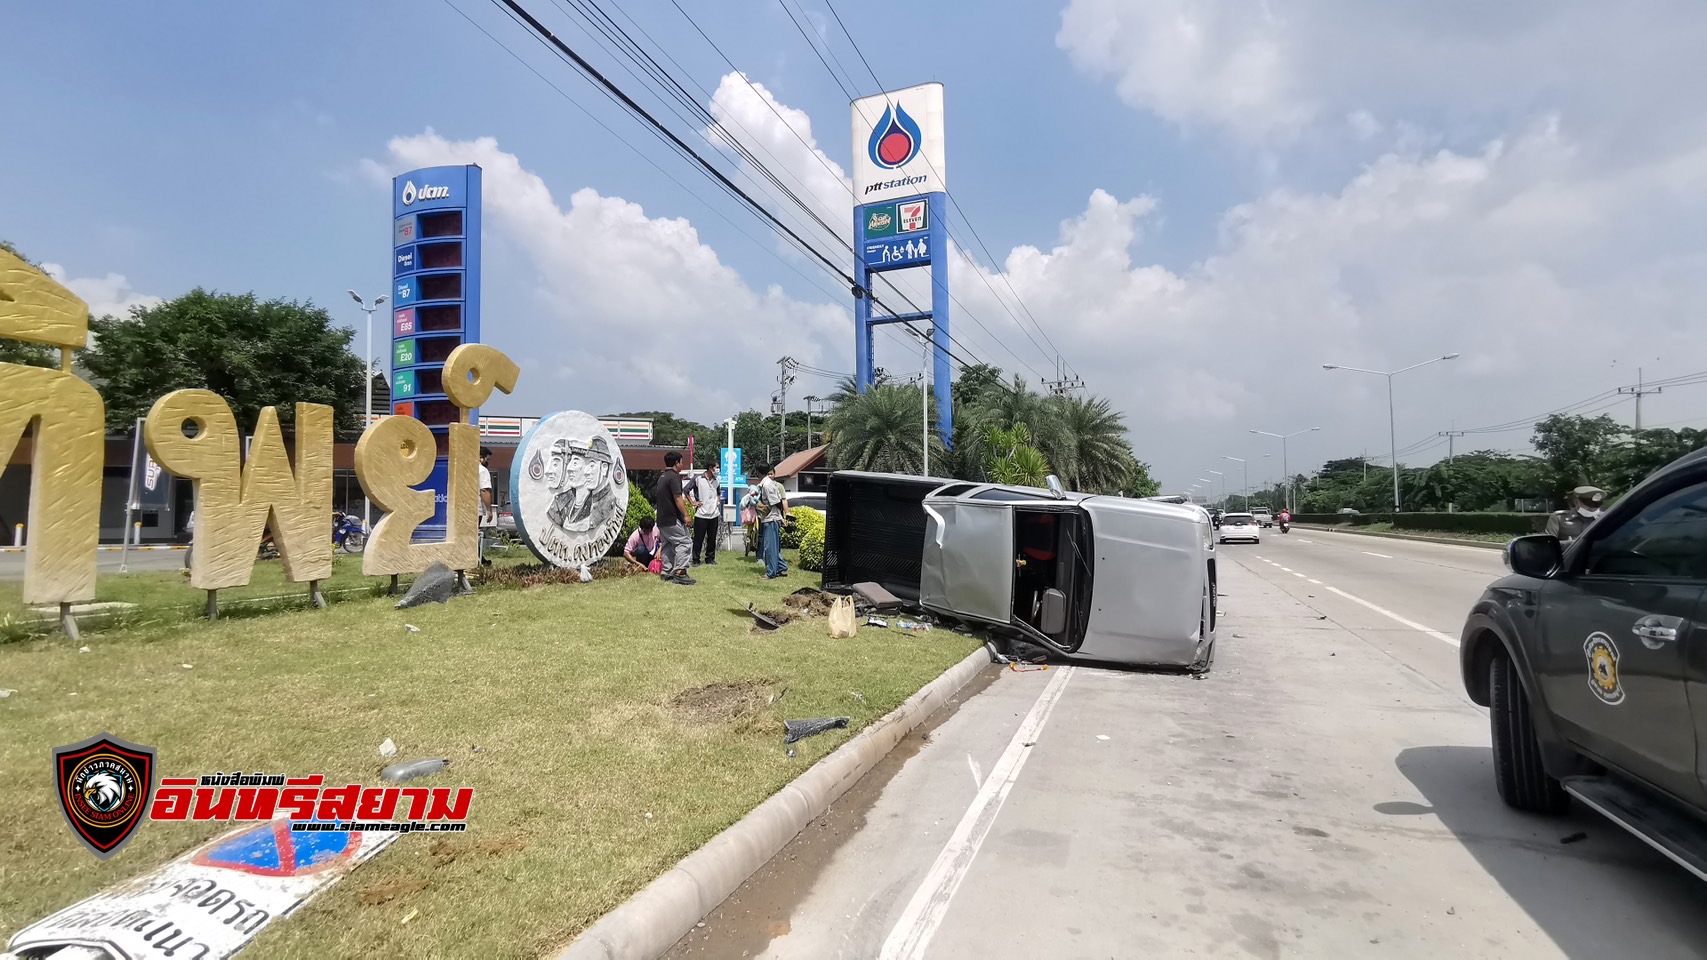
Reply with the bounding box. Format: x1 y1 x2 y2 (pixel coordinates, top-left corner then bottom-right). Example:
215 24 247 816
669 679 780 726
783 717 850 744
0 688 14 698
381 758 449 782
358 877 430 905
379 738 398 758
474 557 627 589
404 624 420 634
747 604 785 631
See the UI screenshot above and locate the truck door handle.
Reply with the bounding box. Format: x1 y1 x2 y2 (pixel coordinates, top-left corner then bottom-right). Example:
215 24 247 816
1632 614 1684 647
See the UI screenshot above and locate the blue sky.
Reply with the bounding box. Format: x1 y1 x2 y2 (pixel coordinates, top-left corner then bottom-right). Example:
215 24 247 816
9 0 1707 493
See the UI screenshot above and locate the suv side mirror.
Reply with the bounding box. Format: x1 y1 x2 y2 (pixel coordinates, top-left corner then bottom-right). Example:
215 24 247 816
1044 475 1067 500
1506 535 1563 579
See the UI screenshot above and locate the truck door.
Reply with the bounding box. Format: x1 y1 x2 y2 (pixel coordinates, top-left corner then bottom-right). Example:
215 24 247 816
920 496 1014 626
1537 480 1707 806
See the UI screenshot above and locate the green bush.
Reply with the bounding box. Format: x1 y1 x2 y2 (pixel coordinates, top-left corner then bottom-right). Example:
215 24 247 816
797 507 826 572
781 504 825 548
1292 512 1543 535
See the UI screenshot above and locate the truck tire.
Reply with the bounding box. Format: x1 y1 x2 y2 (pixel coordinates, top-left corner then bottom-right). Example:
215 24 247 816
1489 652 1569 814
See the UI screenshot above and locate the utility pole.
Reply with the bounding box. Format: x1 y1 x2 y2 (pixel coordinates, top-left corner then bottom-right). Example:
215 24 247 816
1438 430 1466 466
1617 367 1663 430
920 328 932 477
802 396 821 448
1324 354 1459 511
347 290 387 531
1041 356 1086 397
775 357 796 460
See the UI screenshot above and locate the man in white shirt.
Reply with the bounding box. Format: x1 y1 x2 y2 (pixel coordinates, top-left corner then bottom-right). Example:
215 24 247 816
478 446 496 566
690 463 722 565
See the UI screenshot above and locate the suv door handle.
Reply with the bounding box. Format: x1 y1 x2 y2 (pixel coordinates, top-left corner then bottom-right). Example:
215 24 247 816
1632 614 1685 647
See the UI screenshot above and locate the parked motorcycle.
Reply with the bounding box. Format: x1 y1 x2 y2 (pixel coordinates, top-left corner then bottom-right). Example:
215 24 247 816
333 512 366 554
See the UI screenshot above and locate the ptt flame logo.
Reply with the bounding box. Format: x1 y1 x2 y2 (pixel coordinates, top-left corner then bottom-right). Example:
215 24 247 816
868 103 923 170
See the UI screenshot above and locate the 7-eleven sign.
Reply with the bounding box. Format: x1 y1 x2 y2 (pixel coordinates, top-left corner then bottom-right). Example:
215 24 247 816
897 199 927 233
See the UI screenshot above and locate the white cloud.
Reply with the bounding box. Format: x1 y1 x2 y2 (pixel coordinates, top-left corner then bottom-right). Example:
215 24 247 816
39 263 162 320
373 131 850 421
1057 0 1707 150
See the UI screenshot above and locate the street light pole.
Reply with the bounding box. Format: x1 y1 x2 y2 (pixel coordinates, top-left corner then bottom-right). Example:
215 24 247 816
1249 426 1320 514
348 290 388 531
1222 456 1247 509
802 395 821 449
1322 354 1459 512
1207 470 1225 506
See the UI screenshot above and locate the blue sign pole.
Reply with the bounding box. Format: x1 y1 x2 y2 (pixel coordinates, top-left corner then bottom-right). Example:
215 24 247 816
852 191 951 449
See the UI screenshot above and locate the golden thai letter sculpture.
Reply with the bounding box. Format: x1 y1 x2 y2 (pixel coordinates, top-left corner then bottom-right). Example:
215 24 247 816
357 344 518 576
143 393 334 590
0 248 103 607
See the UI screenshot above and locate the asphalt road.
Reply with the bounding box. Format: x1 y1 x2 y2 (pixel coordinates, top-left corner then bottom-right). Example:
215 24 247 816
666 531 1707 959
0 547 186 581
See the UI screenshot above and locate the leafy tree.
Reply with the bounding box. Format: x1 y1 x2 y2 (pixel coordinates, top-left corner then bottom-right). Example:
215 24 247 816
1040 393 1133 493
607 410 717 453
84 289 365 433
0 240 59 368
984 423 1051 486
1602 427 1707 493
825 384 943 475
1532 413 1624 503
957 376 1056 481
950 362 1005 413
1120 458 1162 498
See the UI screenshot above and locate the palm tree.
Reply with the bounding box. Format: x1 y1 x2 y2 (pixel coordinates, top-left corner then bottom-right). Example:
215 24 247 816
1042 393 1135 493
985 423 1051 486
958 376 1056 480
825 383 945 475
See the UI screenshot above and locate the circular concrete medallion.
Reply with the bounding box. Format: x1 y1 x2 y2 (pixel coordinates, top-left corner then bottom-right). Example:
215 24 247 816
511 411 628 568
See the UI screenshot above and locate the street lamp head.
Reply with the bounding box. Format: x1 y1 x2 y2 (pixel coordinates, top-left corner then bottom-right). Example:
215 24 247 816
374 295 387 306
1310 426 1320 431
347 290 363 304
1321 364 1338 370
1442 353 1460 360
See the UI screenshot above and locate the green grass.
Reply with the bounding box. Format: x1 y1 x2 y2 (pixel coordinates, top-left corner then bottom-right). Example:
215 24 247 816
0 551 978 957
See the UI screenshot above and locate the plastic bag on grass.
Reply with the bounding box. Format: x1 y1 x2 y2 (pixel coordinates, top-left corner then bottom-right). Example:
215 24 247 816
828 596 857 638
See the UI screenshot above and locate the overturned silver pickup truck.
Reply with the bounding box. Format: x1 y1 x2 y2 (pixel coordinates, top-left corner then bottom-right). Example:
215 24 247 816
821 471 1219 671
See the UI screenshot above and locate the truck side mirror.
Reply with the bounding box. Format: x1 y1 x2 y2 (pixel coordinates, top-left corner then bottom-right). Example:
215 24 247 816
1506 535 1563 579
1045 475 1067 500
1039 588 1068 635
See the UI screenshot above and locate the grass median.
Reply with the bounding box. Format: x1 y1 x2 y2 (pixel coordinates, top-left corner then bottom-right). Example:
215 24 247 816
0 551 980 957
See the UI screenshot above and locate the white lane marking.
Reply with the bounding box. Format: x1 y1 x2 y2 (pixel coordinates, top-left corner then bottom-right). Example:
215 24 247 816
1280 566 1294 573
1362 551 1393 559
1308 579 1322 584
966 753 983 790
1325 586 1459 647
1291 572 1306 578
1296 538 1315 544
880 667 1076 960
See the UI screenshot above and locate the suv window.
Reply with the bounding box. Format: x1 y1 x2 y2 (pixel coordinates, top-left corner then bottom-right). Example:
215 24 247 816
1583 481 1707 580
1223 514 1254 524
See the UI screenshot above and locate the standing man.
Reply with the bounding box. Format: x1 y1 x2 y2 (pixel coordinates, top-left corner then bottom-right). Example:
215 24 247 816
653 451 696 585
691 462 721 566
1544 485 1607 544
744 463 790 579
478 446 496 566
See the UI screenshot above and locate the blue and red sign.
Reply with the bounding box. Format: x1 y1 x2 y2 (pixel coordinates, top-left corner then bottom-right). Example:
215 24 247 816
868 103 923 170
193 820 366 877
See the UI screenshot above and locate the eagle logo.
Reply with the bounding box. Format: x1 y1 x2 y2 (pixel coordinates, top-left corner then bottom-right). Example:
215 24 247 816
82 772 126 812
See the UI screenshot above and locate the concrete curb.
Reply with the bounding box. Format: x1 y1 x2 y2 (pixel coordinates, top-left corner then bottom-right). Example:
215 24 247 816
554 646 993 960
1295 524 1507 550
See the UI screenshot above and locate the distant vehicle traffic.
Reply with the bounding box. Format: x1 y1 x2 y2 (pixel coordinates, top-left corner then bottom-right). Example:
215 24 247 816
1218 513 1261 544
1250 507 1274 527
1459 446 1707 881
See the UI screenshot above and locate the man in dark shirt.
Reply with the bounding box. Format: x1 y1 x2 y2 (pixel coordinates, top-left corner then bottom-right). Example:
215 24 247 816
652 451 696 585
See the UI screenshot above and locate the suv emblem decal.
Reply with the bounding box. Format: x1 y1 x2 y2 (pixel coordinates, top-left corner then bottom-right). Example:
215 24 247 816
1584 632 1624 705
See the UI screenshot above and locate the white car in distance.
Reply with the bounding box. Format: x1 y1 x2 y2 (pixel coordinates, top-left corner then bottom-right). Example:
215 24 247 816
1218 512 1262 544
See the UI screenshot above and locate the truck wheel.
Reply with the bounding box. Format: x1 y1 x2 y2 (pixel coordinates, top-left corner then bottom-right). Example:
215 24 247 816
1489 652 1568 814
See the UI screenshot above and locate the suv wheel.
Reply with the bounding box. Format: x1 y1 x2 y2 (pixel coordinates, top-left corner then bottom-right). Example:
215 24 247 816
1489 653 1569 814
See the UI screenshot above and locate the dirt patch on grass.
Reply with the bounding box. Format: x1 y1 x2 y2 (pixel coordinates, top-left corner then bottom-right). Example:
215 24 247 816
782 590 836 617
357 877 430 905
669 679 782 725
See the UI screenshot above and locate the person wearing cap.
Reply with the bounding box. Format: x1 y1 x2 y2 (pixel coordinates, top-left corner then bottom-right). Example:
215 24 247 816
1544 485 1607 542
